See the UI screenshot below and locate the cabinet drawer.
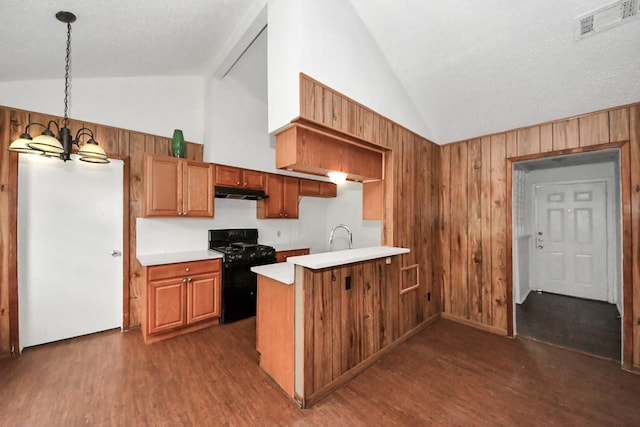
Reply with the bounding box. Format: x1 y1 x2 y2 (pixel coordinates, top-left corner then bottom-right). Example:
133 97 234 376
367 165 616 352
148 259 221 281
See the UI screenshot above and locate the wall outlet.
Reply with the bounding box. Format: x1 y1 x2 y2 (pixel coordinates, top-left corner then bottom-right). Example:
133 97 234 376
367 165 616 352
427 292 431 301
277 230 281 237
385 257 391 265
345 276 352 290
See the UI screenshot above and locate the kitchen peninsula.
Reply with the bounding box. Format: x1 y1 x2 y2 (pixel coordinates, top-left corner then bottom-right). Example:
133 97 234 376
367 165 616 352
252 246 412 408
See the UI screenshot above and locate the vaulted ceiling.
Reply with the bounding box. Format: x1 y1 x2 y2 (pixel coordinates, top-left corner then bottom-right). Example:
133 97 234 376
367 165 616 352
1 0 638 144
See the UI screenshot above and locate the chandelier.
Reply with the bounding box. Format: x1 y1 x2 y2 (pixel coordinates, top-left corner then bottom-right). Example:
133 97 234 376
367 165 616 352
7 11 109 164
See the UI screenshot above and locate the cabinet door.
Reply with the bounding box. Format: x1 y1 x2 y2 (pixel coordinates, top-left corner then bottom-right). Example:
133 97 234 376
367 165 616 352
148 278 186 335
242 170 266 190
187 271 221 324
282 177 299 218
258 174 285 218
183 161 214 217
215 165 242 187
144 155 182 217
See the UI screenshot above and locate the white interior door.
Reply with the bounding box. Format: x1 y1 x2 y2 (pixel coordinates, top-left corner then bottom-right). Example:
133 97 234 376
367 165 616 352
18 154 123 350
533 181 608 301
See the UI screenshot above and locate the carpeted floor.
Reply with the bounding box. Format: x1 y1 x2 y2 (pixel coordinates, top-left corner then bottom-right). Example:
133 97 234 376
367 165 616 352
516 291 621 360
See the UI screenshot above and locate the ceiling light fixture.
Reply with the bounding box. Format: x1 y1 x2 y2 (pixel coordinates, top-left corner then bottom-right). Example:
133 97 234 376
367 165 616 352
327 171 348 184
7 11 109 164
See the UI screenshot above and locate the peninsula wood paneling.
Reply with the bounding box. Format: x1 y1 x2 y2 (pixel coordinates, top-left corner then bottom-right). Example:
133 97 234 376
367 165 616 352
0 105 204 353
302 257 400 398
441 104 640 370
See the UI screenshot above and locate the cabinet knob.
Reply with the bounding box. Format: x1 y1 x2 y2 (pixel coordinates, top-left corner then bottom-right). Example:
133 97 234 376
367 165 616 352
187 278 193 283
185 267 190 272
182 278 187 283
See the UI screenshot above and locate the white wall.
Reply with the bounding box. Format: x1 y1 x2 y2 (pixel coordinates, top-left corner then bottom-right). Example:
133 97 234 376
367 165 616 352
0 76 205 143
267 0 433 138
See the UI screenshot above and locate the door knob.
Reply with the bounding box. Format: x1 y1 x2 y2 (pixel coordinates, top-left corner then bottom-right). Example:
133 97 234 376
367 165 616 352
537 245 543 250
111 250 122 257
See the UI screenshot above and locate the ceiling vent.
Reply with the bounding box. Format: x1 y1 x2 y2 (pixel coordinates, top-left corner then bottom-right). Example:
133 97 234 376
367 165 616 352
575 0 640 40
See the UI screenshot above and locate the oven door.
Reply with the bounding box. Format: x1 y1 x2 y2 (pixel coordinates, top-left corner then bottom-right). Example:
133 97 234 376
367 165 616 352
220 256 275 323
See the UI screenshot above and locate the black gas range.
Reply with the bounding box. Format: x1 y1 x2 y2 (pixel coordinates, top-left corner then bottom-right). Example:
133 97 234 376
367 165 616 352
209 229 276 323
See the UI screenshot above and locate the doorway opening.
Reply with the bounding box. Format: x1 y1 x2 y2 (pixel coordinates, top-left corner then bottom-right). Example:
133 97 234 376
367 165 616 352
511 148 622 360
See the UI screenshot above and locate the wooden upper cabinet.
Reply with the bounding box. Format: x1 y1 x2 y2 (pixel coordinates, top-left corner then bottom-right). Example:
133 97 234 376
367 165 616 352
275 124 383 182
299 179 337 198
215 164 242 187
257 174 299 219
144 154 213 218
215 164 266 190
363 180 383 221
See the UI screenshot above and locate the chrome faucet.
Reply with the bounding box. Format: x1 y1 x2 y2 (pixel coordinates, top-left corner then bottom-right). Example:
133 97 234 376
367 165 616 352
329 224 353 250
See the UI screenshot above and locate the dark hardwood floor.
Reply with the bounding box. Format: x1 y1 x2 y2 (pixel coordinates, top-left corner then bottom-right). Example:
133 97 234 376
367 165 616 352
1 318 638 426
516 291 621 360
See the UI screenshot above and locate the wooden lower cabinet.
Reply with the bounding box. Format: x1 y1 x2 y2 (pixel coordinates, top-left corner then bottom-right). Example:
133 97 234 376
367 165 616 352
275 248 310 263
143 259 221 343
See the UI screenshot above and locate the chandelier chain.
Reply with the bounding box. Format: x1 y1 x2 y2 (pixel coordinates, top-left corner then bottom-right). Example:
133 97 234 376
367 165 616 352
63 22 72 128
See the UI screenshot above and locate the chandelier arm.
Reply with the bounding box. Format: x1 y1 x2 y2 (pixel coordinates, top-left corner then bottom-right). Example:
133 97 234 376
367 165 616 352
73 127 97 146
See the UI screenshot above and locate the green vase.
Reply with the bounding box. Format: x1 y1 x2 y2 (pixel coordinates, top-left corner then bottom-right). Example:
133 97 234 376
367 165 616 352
171 129 186 158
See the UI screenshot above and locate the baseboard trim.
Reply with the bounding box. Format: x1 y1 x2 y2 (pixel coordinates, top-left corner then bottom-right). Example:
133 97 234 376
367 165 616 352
441 313 508 336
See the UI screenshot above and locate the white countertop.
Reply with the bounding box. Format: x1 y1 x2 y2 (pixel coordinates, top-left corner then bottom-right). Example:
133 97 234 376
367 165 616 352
251 263 295 285
137 250 223 267
287 246 409 270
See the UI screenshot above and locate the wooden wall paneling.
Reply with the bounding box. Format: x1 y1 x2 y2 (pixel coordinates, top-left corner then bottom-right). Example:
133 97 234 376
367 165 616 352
506 131 518 157
117 130 130 157
186 142 203 161
579 111 609 147
449 142 469 319
299 76 314 120
516 126 540 156
315 269 334 391
630 104 640 368
128 132 146 327
153 136 170 157
339 264 357 373
144 135 157 154
467 138 483 323
331 92 343 131
322 87 333 128
6 109 28 352
94 124 119 157
610 108 630 143
313 84 324 125
428 142 440 316
0 108 12 353
621 140 634 371
342 97 356 136
385 256 400 343
552 118 579 150
491 133 508 331
480 137 493 325
440 144 451 314
540 123 553 153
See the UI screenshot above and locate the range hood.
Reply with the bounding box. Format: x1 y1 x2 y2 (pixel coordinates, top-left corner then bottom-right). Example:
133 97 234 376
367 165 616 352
214 185 267 200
